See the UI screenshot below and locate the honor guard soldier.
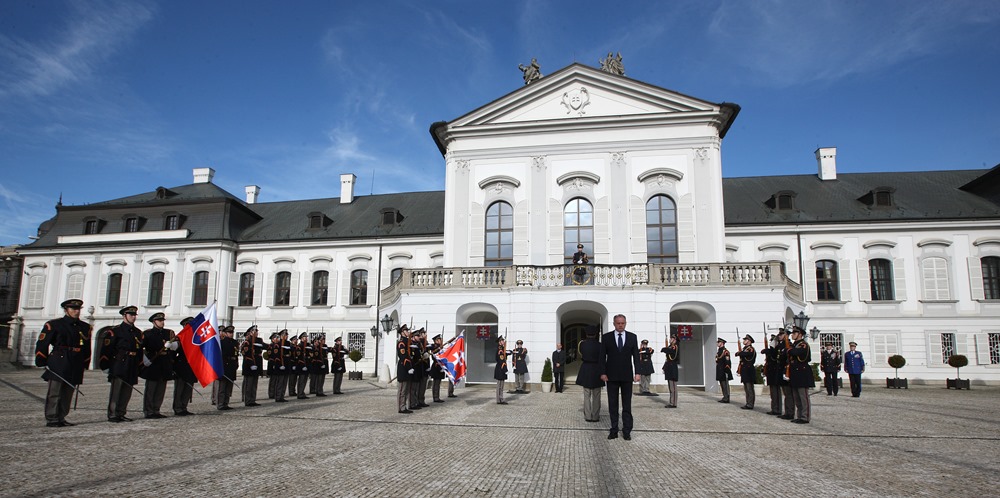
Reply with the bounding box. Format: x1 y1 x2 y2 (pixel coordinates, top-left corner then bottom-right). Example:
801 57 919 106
216 326 238 410
102 305 143 422
760 333 784 415
172 317 198 416
140 312 177 419
576 328 604 421
776 328 795 419
788 327 814 423
241 325 265 406
330 336 349 395
821 342 842 396
735 334 757 410
272 330 292 402
637 340 655 395
311 335 330 396
288 333 301 398
295 332 312 399
266 332 279 399
34 298 92 427
660 335 679 408
429 334 446 402
715 338 732 403
512 340 528 393
494 336 509 404
413 329 430 408
396 325 414 413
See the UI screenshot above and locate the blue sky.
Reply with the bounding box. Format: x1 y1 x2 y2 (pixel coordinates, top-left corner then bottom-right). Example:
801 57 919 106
2 0 998 245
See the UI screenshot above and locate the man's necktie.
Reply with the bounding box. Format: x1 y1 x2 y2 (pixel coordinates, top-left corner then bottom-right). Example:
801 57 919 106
618 333 623 351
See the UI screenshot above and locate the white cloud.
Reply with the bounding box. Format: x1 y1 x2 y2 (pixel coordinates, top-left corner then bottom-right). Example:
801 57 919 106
0 182 56 244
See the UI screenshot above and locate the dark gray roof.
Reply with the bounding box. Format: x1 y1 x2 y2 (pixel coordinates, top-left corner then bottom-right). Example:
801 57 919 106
723 169 1000 226
89 183 244 206
240 191 445 242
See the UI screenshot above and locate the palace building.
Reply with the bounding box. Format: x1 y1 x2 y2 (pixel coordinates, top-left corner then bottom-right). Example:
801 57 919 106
11 63 1000 387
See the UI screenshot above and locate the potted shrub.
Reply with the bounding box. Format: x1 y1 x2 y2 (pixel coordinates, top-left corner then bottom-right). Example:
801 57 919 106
946 354 970 390
540 358 553 393
886 355 907 389
348 349 364 380
755 364 766 395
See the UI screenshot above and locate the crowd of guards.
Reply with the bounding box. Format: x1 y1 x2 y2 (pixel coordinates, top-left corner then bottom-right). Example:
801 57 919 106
395 324 454 413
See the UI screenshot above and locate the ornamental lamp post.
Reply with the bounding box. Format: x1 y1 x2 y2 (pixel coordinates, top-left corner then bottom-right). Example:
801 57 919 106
809 326 821 341
792 311 810 333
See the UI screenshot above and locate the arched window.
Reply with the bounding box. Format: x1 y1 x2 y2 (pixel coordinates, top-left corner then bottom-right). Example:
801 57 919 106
646 195 678 263
815 260 839 301
192 271 209 306
66 273 85 301
390 268 403 284
274 271 291 306
312 270 329 306
350 270 368 306
982 256 1000 300
563 198 593 264
484 201 513 266
868 259 894 301
238 273 255 307
148 271 165 306
107 273 123 306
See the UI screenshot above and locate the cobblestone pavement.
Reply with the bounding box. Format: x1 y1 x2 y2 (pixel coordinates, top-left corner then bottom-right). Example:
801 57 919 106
1 369 998 497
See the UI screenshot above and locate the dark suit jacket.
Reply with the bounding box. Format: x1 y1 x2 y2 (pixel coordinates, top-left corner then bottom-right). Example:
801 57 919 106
551 350 566 373
600 330 641 382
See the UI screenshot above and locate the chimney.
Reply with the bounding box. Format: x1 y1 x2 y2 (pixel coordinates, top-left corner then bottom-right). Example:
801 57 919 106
193 167 215 184
340 173 356 204
815 147 837 181
245 185 260 204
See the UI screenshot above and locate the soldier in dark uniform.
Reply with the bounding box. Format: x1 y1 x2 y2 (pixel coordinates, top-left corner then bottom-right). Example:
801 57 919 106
551 343 566 393
494 337 509 404
637 339 655 395
778 329 795 419
312 335 330 396
295 332 311 399
140 312 176 419
102 305 143 422
511 339 528 393
241 325 265 406
660 335 679 408
576 328 603 421
788 326 814 423
396 325 414 413
217 326 238 410
715 338 732 403
760 333 784 415
413 329 431 407
735 334 757 410
266 332 279 399
429 334 446 402
821 342 842 396
273 330 291 402
34 298 92 427
288 333 301 398
172 317 198 416
330 336 349 395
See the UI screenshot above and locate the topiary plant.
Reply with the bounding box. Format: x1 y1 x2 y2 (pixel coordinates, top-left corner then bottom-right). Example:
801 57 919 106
948 354 968 379
348 349 363 370
887 355 906 380
541 358 553 383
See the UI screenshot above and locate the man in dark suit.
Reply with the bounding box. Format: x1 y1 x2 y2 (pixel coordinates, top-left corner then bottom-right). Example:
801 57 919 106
600 314 641 441
551 343 566 393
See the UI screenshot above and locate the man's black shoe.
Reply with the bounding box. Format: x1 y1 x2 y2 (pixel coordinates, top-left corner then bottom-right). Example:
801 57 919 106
623 433 631 441
61 420 75 426
399 409 413 414
607 432 618 440
108 417 123 423
276 399 288 403
433 399 444 403
448 394 457 398
46 421 63 427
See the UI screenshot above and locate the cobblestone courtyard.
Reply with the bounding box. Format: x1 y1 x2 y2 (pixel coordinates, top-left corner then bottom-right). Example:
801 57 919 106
1 369 997 497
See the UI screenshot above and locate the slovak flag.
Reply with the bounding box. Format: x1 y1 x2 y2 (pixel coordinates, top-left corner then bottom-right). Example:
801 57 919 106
176 302 224 387
433 333 466 384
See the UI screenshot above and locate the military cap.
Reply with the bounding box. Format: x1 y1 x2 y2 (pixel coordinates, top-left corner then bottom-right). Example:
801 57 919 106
432 334 442 341
849 341 858 346
641 339 648 344
790 327 805 336
516 339 523 345
334 336 342 342
61 298 84 309
148 312 166 323
299 332 308 339
279 329 289 336
717 338 727 344
398 325 409 334
577 243 584 248
776 328 787 336
770 334 777 340
269 332 279 340
744 334 754 343
222 325 235 333
119 305 138 316
180 316 195 327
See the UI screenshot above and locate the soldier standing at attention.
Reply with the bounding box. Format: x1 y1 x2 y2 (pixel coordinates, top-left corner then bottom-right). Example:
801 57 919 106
140 312 176 419
295 332 312 399
415 329 431 408
35 298 92 427
330 336 349 395
760 333 783 415
821 342 842 396
735 334 757 410
273 330 292 403
576 328 604 421
512 340 528 393
660 335 679 408
172 317 197 416
788 327 814 423
429 334 446 402
494 336 509 404
217 326 238 411
715 338 732 404
241 325 264 406
637 339 655 395
397 325 414 413
103 306 143 423
312 335 330 396
266 332 279 399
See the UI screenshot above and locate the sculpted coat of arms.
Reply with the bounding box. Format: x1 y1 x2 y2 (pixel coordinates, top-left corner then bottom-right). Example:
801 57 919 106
561 87 590 116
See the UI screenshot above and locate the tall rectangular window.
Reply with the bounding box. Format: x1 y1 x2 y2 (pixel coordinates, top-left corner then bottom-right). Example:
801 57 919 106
350 270 368 305
274 271 291 306
484 201 513 267
238 273 255 307
311 271 329 306
85 220 98 234
124 217 139 232
870 333 898 365
921 257 950 300
165 215 179 230
106 273 123 306
192 271 209 306
982 256 1000 300
148 272 164 306
348 331 366 358
26 275 45 308
869 259 894 301
940 333 956 364
816 260 840 301
989 333 1000 365
645 194 678 264
66 273 85 301
819 332 843 352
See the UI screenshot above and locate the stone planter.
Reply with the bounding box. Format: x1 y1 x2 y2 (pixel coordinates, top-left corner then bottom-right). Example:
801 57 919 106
886 378 908 389
540 381 552 393
946 378 970 390
348 371 363 380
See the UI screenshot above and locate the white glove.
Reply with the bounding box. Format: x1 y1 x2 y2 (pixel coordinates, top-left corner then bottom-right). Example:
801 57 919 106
408 369 414 375
142 355 152 367
280 366 286 371
302 367 308 372
167 342 179 351
250 365 258 371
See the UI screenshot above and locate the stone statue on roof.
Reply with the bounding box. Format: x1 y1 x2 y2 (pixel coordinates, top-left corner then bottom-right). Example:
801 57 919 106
518 58 542 85
599 52 625 76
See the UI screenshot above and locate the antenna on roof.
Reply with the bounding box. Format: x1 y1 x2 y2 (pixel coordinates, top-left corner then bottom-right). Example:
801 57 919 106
370 168 375 195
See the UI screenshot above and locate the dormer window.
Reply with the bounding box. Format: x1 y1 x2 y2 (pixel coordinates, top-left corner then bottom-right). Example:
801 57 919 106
85 220 98 234
155 186 177 199
875 189 893 207
765 191 796 211
380 208 403 226
122 214 145 233
307 211 331 230
858 186 895 208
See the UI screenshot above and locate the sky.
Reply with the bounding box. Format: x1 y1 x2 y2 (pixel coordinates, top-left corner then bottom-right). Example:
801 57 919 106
1 0 999 246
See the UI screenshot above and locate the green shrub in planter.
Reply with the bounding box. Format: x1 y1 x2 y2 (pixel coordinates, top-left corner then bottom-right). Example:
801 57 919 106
754 364 764 384
948 354 968 379
887 355 906 379
541 358 553 383
810 362 821 382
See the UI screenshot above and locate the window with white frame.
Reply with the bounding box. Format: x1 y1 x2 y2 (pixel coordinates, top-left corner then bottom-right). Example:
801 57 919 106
347 331 366 358
646 194 678 264
148 271 165 306
940 333 956 364
311 270 329 306
869 259 894 301
238 273 255 307
192 270 209 306
66 273 85 301
921 257 951 300
563 198 594 264
982 256 1000 300
870 333 898 365
26 275 45 308
106 273 123 306
350 270 368 306
484 201 513 267
988 333 1000 365
816 260 840 301
819 332 843 352
274 271 291 306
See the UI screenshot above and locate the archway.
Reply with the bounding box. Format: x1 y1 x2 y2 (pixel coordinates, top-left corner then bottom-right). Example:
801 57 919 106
455 303 499 384
669 302 717 387
556 301 607 383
